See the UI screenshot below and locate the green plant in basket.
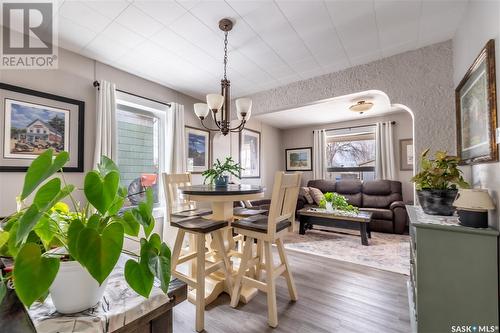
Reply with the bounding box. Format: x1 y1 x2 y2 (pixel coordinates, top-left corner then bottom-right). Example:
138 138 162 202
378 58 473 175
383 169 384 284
0 149 171 309
319 192 359 213
202 156 243 185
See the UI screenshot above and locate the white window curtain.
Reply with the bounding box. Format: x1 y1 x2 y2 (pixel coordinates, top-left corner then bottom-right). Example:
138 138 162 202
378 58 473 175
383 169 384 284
165 103 186 173
375 122 396 180
313 129 326 179
93 80 117 168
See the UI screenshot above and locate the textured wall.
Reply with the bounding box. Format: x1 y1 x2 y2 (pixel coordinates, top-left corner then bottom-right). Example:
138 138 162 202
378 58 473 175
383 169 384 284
245 41 455 160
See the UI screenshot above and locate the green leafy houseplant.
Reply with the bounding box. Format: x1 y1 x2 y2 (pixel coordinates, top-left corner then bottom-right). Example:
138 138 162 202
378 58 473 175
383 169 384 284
411 149 470 216
202 157 243 185
411 149 469 190
0 149 171 309
319 192 359 214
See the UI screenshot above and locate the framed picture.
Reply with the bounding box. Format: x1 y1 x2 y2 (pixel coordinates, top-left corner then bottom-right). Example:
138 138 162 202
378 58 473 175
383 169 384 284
285 147 312 171
399 139 413 171
455 39 498 165
185 126 210 173
239 128 260 178
0 83 84 172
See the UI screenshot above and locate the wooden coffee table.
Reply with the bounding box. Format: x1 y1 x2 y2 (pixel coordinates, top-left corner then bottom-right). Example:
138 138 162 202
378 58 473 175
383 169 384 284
297 208 373 246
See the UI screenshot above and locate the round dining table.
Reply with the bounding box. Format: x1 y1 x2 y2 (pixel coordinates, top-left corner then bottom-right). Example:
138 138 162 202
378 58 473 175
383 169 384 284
178 184 265 306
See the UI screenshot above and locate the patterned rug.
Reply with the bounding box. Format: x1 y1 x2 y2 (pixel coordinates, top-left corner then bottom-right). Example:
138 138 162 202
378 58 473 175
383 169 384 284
283 225 410 275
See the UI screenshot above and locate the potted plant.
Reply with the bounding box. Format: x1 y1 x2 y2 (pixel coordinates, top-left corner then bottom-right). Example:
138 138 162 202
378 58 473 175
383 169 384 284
0 149 171 313
202 157 243 186
412 149 469 215
319 192 359 214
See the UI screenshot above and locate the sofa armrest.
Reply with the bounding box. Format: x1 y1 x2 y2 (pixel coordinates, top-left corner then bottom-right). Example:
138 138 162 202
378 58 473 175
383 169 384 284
390 201 406 210
296 196 306 212
390 201 407 234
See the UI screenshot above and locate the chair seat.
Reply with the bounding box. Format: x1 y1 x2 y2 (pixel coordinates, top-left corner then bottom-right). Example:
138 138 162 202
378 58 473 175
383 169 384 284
171 217 228 233
233 207 268 217
172 208 212 218
232 215 291 233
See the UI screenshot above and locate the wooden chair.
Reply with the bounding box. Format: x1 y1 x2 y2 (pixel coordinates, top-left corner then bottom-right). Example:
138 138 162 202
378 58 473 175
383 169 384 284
163 173 233 332
230 171 301 328
162 173 212 217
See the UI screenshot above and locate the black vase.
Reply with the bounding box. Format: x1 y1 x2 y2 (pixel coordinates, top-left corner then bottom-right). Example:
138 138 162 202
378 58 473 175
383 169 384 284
417 189 458 216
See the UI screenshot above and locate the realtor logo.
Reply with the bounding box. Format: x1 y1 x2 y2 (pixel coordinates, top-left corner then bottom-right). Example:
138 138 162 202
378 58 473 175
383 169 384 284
1 1 58 69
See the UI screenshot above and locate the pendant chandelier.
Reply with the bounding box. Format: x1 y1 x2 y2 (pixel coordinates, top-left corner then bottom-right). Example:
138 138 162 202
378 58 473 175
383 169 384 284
193 18 251 136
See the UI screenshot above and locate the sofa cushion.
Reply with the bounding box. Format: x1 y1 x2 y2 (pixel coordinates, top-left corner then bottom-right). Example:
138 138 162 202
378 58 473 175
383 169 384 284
342 193 362 207
308 187 324 205
300 187 314 204
307 179 336 193
362 180 392 195
362 194 394 209
336 180 362 194
359 207 393 220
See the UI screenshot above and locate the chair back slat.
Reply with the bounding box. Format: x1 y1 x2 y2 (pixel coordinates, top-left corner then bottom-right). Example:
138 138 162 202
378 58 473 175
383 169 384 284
162 173 196 216
267 172 302 237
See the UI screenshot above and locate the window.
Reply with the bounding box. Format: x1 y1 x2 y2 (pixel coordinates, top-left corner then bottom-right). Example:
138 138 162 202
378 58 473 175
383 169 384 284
116 92 168 207
325 126 376 181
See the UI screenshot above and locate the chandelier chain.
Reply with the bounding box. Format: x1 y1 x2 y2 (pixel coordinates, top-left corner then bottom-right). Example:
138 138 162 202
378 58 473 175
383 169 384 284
223 31 228 80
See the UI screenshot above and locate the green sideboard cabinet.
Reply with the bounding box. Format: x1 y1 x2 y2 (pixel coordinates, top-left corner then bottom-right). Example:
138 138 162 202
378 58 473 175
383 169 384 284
407 206 499 333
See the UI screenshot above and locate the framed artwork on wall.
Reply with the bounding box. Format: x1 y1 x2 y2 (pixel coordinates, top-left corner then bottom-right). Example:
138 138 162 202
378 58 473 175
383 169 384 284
0 83 84 172
185 126 210 174
239 128 260 178
285 147 312 171
455 39 497 165
399 139 413 171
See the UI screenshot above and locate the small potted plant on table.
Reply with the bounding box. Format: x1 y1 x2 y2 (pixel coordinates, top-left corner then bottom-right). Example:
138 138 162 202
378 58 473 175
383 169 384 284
412 149 469 215
319 192 359 214
0 149 171 313
202 157 243 186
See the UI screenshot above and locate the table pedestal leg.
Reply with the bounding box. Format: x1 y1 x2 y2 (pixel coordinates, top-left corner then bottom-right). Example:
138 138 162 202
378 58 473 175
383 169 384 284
188 201 259 306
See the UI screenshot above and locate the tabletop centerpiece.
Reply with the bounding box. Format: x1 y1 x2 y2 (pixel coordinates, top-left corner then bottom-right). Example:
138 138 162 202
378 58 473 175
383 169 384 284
202 157 243 187
0 149 171 313
412 148 469 215
319 192 359 215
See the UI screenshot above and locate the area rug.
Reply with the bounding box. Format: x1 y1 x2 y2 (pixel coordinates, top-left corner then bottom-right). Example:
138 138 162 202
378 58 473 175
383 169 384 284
282 225 410 275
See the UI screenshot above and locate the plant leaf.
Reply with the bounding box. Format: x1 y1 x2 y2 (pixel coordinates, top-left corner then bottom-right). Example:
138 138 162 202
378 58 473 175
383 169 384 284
97 156 119 177
154 243 171 293
67 218 84 260
76 223 123 284
0 231 9 248
33 178 61 209
124 259 154 297
120 212 140 236
21 150 69 200
13 243 59 307
84 170 120 215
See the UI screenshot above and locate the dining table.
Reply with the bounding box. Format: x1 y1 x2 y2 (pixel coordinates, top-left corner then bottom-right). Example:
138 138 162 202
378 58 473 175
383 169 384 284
178 184 265 306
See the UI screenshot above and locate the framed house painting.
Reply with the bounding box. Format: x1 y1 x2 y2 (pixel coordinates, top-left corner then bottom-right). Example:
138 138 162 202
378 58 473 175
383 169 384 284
455 39 498 165
239 128 260 178
399 139 413 171
0 83 84 172
285 147 312 171
185 126 210 173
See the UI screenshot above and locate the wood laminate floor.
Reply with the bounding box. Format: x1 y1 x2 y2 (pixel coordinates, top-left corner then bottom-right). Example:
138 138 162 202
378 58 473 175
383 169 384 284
173 249 411 333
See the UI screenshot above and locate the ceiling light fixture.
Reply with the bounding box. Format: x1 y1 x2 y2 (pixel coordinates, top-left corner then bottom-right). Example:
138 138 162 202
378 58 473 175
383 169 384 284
349 100 374 114
193 18 251 136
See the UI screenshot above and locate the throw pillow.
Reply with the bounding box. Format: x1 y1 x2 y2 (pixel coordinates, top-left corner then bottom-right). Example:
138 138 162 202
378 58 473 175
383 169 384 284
299 187 314 204
308 187 324 205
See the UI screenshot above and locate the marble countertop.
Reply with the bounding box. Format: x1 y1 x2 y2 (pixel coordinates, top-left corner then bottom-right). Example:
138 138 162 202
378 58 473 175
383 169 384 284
28 255 172 333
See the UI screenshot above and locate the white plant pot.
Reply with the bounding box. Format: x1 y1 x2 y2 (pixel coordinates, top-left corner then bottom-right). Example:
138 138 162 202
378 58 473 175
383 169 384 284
49 261 108 314
325 202 334 212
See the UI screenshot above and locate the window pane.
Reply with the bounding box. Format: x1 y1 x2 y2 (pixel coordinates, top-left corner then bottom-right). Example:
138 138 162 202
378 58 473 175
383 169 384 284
116 108 160 206
326 139 375 168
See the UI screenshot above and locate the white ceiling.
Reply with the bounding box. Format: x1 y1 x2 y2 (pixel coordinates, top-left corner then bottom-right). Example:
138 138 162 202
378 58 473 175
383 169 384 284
50 0 468 99
254 90 404 129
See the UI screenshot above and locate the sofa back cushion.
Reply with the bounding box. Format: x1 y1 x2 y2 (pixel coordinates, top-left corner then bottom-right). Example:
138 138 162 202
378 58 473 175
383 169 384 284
335 180 362 206
362 180 403 208
307 179 336 193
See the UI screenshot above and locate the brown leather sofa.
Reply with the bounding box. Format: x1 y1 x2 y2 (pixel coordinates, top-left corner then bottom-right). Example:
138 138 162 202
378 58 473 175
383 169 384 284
297 179 407 234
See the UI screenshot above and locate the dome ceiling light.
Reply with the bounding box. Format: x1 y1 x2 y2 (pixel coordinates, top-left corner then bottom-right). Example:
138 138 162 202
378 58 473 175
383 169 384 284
349 100 374 114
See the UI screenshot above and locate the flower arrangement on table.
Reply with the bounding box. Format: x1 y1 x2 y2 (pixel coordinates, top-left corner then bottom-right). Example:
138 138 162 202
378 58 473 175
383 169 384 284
318 192 359 215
